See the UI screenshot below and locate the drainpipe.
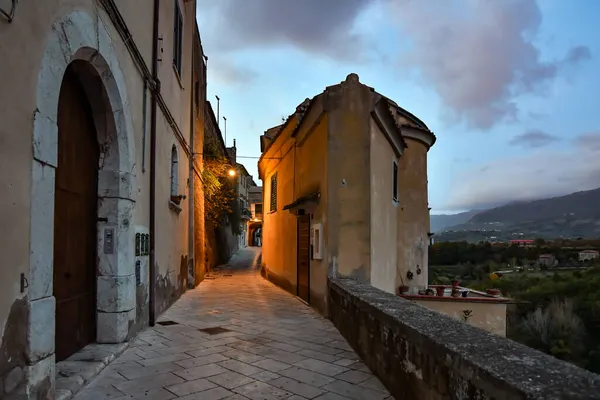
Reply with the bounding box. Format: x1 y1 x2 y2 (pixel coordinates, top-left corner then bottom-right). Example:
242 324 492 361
188 0 197 289
149 0 160 327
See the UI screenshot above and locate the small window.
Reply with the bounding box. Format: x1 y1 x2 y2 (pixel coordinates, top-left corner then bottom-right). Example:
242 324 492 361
392 161 398 202
173 1 183 77
270 173 278 212
171 145 179 196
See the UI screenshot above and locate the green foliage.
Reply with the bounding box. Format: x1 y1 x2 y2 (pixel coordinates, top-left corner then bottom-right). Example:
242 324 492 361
465 267 600 372
202 138 238 229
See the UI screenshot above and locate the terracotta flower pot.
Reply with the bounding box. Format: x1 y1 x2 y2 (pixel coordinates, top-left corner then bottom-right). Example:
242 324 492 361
486 288 501 297
436 287 445 297
170 195 182 205
452 280 460 288
398 285 410 295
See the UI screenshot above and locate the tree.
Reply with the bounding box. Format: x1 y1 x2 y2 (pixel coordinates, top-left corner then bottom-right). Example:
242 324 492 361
202 137 238 229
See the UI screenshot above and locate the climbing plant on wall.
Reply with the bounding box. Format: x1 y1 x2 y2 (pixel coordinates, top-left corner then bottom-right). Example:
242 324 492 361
202 137 239 230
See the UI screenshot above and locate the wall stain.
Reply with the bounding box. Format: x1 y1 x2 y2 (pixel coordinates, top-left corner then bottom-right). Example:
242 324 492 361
0 297 28 398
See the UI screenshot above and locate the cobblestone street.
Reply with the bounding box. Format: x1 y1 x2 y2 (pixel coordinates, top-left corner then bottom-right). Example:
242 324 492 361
74 248 391 400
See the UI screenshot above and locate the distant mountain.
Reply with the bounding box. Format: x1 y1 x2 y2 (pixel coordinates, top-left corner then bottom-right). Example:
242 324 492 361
436 188 600 241
469 188 600 224
430 210 482 232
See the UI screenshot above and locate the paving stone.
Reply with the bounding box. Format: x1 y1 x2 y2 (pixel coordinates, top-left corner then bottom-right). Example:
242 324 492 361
186 346 232 358
138 352 191 366
175 353 229 368
85 367 127 388
178 386 237 400
293 358 349 377
219 359 265 376
165 378 217 396
113 388 177 399
174 363 229 381
359 376 390 394
322 379 389 400
253 358 292 373
72 384 125 400
279 367 335 387
313 393 350 400
333 358 358 367
72 248 388 400
114 361 183 380
297 349 340 363
250 370 281 382
335 369 372 384
269 376 326 399
114 372 184 395
233 380 293 400
207 370 256 389
221 349 266 364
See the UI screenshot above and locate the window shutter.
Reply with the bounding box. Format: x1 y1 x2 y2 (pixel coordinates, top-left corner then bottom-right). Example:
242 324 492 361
270 173 278 212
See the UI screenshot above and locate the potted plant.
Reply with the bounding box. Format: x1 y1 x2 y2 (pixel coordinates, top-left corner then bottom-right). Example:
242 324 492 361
436 286 445 297
170 194 186 205
397 274 410 295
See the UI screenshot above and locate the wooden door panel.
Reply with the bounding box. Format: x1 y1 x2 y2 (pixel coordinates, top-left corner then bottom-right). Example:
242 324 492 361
297 215 310 303
53 66 99 362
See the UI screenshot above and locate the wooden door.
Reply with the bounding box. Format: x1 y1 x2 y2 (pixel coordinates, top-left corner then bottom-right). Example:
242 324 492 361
297 214 311 303
53 66 99 361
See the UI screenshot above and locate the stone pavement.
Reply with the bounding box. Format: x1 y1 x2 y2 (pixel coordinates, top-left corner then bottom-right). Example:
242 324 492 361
74 247 392 400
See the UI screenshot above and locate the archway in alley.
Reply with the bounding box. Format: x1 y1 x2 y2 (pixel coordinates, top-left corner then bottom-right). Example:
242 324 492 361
53 62 102 360
248 221 262 246
30 10 136 364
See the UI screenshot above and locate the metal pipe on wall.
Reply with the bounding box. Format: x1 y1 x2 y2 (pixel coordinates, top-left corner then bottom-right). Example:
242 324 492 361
149 0 160 327
187 0 197 289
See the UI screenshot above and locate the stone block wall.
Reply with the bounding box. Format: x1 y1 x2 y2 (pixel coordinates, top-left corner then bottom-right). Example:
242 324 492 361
328 277 600 400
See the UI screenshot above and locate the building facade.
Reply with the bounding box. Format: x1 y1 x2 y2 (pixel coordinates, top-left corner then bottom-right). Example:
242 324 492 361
258 73 435 315
248 186 263 246
579 249 600 261
235 162 255 249
0 1 206 397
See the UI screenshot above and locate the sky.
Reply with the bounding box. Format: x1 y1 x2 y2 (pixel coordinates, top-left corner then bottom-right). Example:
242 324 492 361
195 0 600 214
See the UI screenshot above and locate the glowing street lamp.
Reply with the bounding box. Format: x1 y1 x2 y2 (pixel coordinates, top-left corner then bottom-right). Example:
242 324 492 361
228 169 236 177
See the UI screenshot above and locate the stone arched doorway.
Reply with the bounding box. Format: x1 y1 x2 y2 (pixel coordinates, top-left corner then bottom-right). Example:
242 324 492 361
27 9 137 372
53 61 101 361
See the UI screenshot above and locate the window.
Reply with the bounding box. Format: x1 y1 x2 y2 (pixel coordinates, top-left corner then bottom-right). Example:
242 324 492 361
173 1 183 77
270 173 278 212
170 145 179 196
392 160 398 202
255 204 263 217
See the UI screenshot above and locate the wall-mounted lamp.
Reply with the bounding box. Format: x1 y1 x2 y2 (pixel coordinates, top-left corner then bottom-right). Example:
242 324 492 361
228 169 236 177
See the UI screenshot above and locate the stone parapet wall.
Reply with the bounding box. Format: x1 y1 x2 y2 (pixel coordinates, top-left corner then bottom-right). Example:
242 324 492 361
328 277 600 400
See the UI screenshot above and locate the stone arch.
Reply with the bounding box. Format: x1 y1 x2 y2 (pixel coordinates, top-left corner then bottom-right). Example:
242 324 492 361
28 9 137 370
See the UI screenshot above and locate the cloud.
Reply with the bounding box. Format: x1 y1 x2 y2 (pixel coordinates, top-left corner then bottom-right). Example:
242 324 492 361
196 0 377 61
208 58 258 85
445 131 600 210
390 0 591 130
508 130 559 148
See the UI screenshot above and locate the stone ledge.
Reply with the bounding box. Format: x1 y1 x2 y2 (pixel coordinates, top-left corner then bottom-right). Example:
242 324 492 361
328 277 600 400
55 342 129 400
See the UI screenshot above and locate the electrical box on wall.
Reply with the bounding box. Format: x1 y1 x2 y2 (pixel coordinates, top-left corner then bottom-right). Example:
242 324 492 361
311 222 323 260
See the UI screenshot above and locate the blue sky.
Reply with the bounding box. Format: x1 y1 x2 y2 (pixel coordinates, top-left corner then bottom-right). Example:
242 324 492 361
196 0 600 214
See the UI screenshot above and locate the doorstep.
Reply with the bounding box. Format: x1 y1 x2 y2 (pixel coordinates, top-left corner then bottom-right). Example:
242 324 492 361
55 342 129 400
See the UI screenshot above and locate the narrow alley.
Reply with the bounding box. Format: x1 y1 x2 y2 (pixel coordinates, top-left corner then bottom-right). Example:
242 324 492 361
73 248 391 400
